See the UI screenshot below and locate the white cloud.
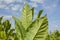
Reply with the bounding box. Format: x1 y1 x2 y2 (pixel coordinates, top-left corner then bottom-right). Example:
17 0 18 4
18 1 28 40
0 15 12 18
11 5 21 11
0 0 24 4
5 7 10 10
3 16 12 19
0 1 22 11
43 4 57 10
2 16 12 22
29 0 44 8
19 8 22 11
0 0 3 2
4 0 14 4
0 3 10 10
30 0 44 4
29 2 38 7
0 0 23 10
0 0 9 9
3 0 23 4
0 0 14 4
0 4 6 9
49 21 60 32
16 0 23 3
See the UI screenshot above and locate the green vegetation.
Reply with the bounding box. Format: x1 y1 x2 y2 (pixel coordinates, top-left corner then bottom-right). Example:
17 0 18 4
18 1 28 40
0 16 16 40
13 3 48 40
46 30 60 40
0 3 60 40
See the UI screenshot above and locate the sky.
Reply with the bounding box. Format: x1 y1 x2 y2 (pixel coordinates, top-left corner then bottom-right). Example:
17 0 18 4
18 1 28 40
0 0 60 32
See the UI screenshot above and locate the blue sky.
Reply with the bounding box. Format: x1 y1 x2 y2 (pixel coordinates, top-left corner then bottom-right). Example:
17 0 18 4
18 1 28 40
0 0 60 32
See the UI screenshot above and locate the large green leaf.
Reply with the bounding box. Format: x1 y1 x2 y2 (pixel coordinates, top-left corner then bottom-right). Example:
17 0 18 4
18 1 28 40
0 31 7 40
22 3 32 30
33 15 48 40
13 16 25 40
25 15 47 40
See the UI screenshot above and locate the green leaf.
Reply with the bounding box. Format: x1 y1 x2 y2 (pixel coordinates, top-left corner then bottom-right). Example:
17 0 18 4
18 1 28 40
0 24 2 31
0 31 7 40
8 29 15 35
33 15 48 40
31 7 34 19
3 20 11 30
0 16 3 24
13 16 25 40
22 3 32 30
25 16 47 40
36 10 43 18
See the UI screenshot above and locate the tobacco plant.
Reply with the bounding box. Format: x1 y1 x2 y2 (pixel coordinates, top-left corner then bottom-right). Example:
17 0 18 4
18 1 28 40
46 30 60 40
0 16 16 40
13 3 48 40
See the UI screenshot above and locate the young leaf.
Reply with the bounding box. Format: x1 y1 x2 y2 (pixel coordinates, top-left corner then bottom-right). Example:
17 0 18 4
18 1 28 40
22 3 32 30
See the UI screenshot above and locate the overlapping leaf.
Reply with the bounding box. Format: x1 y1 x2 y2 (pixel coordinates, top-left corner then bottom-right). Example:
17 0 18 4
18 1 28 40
33 15 48 40
13 3 48 40
13 16 25 40
0 17 16 40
